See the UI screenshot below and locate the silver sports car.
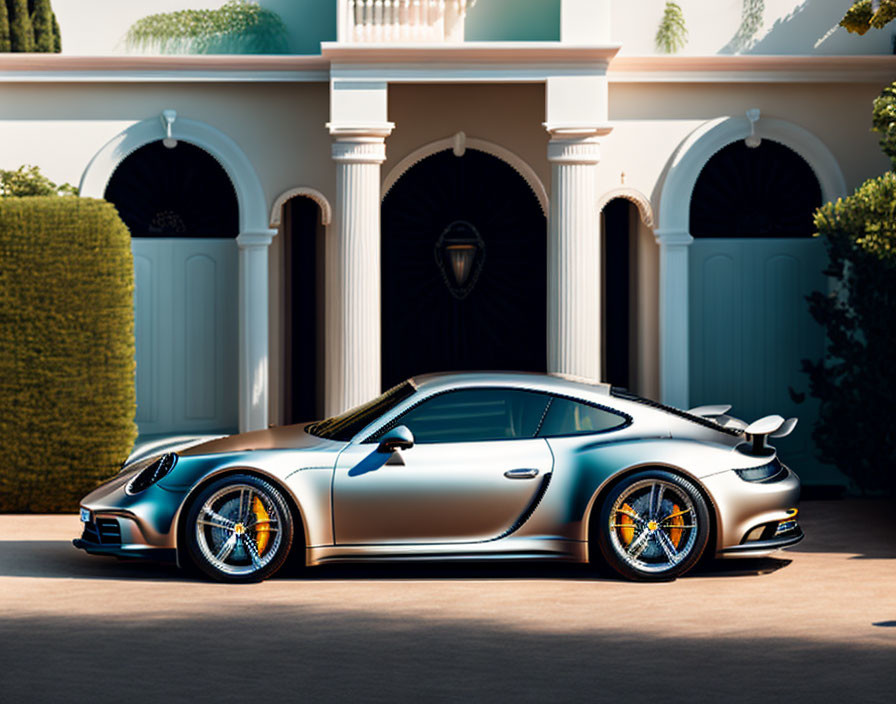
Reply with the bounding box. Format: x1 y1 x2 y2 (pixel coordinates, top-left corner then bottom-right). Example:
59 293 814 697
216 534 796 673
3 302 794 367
75 372 803 582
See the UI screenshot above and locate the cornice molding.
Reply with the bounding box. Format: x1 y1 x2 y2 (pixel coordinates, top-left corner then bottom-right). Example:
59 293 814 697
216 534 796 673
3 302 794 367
0 54 329 83
322 42 622 64
0 52 892 85
608 54 896 83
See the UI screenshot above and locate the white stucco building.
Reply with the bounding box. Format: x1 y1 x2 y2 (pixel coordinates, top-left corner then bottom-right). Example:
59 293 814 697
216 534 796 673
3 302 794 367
1 0 893 487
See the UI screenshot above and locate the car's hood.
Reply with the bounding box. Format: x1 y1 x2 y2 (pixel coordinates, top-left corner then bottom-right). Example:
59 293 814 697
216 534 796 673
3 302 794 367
177 423 342 456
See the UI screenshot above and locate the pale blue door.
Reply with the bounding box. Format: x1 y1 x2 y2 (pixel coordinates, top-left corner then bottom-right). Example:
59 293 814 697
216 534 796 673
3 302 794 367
132 239 238 437
689 238 843 486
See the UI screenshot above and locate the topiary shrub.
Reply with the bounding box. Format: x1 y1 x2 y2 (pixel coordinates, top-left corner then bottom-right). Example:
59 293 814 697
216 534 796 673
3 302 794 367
803 83 896 496
1 0 61 52
0 197 137 512
1 2 11 52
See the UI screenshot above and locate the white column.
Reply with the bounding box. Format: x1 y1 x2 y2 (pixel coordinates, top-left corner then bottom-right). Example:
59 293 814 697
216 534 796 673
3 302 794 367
236 229 277 431
325 128 392 416
655 228 693 409
546 127 607 381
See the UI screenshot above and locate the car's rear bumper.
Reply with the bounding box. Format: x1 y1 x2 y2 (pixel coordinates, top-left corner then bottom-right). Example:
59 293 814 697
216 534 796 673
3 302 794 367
717 525 804 556
702 466 803 557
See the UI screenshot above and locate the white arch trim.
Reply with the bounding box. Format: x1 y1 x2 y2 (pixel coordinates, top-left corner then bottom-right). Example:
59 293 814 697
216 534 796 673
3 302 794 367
79 115 269 234
653 115 846 411
657 115 846 235
80 114 274 433
270 187 333 227
597 187 655 229
381 133 549 215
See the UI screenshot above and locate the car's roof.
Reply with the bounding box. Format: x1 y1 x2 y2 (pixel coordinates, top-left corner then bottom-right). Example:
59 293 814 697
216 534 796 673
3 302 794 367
409 371 612 400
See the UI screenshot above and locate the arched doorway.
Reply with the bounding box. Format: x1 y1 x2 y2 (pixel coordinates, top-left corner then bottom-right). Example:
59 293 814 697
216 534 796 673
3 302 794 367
381 148 547 389
104 140 239 438
600 195 660 398
687 138 833 481
277 195 325 424
602 198 636 389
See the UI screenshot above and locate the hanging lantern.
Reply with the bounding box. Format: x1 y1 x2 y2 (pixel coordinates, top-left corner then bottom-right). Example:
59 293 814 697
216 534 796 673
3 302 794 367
434 220 485 299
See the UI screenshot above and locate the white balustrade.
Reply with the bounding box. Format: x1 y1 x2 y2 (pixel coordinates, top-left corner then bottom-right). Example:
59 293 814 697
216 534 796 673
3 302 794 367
339 0 473 43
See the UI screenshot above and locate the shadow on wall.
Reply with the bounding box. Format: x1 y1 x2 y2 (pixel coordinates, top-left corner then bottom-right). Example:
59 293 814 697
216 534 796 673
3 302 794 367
4 606 895 701
741 0 893 54
722 0 766 53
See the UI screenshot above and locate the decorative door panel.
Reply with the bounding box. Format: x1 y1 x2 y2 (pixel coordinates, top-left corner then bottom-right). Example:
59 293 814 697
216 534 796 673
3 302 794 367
689 238 843 485
132 239 237 437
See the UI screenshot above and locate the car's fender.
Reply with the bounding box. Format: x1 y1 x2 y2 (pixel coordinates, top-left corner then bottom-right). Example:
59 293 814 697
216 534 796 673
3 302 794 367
162 451 337 564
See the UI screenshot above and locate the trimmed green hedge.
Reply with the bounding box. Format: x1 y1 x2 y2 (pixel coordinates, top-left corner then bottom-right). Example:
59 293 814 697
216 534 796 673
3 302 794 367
0 197 136 512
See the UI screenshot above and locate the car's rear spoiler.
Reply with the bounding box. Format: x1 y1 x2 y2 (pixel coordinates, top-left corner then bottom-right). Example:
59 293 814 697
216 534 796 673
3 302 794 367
688 405 797 453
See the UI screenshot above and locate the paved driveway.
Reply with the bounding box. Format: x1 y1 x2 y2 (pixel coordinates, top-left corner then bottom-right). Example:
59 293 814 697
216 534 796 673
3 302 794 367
1 501 894 703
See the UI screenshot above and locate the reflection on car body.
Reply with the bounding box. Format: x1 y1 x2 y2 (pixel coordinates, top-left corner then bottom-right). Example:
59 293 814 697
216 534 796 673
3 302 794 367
75 371 802 582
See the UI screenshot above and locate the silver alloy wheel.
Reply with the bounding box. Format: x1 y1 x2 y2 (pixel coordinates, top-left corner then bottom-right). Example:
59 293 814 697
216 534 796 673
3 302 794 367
194 483 283 577
606 478 699 575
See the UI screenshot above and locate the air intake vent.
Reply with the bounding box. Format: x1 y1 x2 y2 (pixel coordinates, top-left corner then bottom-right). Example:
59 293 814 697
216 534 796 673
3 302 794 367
81 518 121 545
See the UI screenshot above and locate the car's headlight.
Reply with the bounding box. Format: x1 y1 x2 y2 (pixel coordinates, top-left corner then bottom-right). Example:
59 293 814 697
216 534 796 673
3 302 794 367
126 453 178 494
734 458 786 483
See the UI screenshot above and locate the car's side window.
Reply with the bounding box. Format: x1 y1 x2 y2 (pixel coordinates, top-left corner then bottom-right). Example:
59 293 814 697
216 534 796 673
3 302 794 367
537 397 628 437
388 388 551 444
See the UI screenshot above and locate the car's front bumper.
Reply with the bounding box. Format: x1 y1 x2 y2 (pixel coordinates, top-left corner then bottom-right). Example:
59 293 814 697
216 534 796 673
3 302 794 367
73 468 187 564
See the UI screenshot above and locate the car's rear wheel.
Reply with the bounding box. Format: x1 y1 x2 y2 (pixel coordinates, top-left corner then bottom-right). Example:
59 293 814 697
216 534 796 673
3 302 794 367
594 470 710 581
184 474 293 583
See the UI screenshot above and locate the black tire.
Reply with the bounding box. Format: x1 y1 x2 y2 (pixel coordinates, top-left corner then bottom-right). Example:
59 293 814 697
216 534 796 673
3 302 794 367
593 469 710 582
184 473 294 583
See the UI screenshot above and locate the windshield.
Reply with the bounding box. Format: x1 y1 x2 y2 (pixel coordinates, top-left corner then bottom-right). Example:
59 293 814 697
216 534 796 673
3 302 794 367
306 381 416 442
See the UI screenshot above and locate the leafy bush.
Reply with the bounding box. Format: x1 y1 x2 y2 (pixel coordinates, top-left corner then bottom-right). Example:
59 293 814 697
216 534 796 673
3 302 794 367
0 198 137 512
125 0 289 55
655 2 687 54
0 164 77 197
840 0 896 35
803 83 896 495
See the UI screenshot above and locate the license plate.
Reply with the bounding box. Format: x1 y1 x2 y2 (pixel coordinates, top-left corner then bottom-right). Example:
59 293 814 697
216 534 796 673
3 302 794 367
80 507 91 523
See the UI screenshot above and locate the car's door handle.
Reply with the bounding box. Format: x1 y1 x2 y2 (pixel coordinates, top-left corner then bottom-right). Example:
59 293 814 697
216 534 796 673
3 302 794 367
504 468 539 479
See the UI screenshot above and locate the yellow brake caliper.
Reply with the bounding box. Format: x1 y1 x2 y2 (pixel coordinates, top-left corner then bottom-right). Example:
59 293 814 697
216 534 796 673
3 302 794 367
668 503 684 548
252 496 270 555
617 502 635 545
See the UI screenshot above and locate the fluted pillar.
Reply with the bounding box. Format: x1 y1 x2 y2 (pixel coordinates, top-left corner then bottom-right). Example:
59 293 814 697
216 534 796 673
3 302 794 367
236 228 277 431
325 127 392 416
546 127 608 380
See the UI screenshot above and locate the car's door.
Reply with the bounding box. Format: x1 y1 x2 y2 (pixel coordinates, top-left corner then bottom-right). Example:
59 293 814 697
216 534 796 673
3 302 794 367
332 388 554 545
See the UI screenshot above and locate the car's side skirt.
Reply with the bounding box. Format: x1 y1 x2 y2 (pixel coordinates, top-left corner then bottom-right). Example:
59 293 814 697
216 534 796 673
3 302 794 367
306 538 587 566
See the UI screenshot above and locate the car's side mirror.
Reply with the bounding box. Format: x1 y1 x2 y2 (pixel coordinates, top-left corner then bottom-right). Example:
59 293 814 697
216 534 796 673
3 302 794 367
377 425 414 453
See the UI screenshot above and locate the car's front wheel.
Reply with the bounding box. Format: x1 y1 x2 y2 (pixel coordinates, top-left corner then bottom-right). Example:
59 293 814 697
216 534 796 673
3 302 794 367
184 474 294 583
594 470 710 581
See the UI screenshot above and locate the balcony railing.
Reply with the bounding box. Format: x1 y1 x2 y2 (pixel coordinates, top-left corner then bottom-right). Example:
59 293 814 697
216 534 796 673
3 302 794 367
338 0 475 43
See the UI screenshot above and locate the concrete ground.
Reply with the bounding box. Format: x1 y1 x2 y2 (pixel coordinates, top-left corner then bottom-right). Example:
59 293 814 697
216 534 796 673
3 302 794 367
1 500 894 703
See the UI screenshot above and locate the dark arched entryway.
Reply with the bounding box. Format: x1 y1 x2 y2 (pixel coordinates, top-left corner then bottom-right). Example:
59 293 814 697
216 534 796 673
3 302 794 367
381 148 547 389
105 140 239 438
279 196 325 424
